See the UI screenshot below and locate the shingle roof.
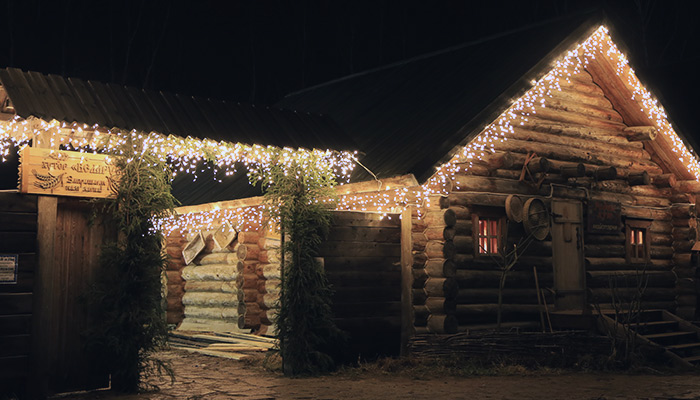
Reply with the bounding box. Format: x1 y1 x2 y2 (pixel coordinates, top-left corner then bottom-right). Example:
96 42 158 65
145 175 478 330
275 13 601 182
0 68 357 205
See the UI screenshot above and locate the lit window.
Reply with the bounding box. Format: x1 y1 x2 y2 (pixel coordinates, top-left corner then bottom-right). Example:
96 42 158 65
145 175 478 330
625 219 651 264
473 212 504 256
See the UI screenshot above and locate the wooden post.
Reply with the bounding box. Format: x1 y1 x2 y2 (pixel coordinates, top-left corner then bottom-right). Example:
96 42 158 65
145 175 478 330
29 134 58 398
400 207 414 356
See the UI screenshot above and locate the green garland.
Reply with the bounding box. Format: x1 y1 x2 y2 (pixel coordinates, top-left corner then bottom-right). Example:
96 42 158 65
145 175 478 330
84 136 177 392
252 149 346 376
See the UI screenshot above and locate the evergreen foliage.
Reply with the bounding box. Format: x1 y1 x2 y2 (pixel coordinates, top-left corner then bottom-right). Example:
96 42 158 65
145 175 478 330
84 135 177 392
251 151 346 376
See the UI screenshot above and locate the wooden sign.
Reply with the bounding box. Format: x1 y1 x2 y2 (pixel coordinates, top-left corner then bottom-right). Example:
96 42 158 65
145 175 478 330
586 200 621 233
19 147 119 198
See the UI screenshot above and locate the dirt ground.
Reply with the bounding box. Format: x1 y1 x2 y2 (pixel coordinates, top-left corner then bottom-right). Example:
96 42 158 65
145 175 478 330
61 349 700 400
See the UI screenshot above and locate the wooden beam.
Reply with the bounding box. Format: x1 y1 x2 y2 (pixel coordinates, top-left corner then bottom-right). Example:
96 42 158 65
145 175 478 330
29 135 58 398
400 206 414 356
624 126 657 142
585 48 693 180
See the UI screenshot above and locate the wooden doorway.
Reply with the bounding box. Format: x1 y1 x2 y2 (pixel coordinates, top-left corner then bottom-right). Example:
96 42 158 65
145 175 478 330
551 200 586 311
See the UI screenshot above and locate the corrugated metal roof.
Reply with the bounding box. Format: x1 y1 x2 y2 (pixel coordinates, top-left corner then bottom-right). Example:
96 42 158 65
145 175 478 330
276 13 601 183
0 67 353 149
0 68 357 205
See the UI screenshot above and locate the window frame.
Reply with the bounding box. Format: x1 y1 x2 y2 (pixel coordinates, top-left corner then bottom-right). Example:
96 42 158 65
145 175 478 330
472 208 506 257
625 218 651 264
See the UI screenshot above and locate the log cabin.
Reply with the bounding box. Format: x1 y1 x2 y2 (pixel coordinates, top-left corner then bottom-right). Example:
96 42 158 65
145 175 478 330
274 14 700 361
2 13 700 394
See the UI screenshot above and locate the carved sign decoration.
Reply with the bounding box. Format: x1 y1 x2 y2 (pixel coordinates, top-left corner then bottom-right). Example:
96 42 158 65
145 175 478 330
19 147 120 198
586 200 621 233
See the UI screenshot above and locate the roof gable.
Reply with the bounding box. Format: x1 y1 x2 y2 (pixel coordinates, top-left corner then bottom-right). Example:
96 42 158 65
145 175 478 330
277 15 699 188
423 25 699 195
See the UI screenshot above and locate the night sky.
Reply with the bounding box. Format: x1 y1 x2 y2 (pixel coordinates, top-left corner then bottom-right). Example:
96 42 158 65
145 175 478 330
1 1 699 143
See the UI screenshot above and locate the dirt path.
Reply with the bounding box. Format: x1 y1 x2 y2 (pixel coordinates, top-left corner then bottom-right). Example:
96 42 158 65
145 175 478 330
66 350 700 400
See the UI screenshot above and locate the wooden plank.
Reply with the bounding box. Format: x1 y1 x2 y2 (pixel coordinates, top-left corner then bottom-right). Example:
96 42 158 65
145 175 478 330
323 256 401 272
317 241 400 257
0 212 37 232
0 334 30 357
0 193 37 213
67 77 110 127
333 286 402 301
0 315 32 335
0 232 36 253
400 206 413 356
332 301 402 318
325 270 400 286
0 293 32 315
30 194 56 398
171 346 249 360
331 211 402 227
334 175 420 195
326 226 401 242
28 71 69 122
0 355 29 377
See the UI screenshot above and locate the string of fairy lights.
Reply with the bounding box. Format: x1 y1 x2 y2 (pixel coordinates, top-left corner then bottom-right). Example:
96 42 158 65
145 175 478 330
1 25 699 236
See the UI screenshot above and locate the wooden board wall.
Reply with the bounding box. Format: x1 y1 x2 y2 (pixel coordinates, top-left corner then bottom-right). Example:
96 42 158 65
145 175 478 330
0 192 37 397
319 211 402 359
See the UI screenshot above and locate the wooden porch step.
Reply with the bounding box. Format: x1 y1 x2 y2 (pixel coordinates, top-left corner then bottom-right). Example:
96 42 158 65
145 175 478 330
643 331 697 345
628 320 678 334
682 355 700 364
667 342 700 351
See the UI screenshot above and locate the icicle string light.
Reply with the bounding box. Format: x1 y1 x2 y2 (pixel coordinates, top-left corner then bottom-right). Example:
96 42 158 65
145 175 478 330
3 25 699 235
423 25 700 196
0 116 357 184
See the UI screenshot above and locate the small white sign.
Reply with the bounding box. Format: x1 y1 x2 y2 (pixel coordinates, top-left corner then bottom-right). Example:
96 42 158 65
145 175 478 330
0 254 18 284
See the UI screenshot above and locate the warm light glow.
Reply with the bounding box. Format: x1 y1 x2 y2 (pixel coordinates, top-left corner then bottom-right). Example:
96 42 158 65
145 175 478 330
2 25 698 235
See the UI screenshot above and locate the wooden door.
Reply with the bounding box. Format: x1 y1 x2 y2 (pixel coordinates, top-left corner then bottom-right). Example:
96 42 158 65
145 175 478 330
551 200 586 310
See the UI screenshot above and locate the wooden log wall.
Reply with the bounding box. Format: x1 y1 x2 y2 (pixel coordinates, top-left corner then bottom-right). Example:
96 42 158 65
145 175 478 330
165 232 187 325
438 67 687 326
412 197 458 334
254 235 281 336
178 229 241 332
670 193 699 320
167 222 278 335
318 211 402 358
0 193 37 396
